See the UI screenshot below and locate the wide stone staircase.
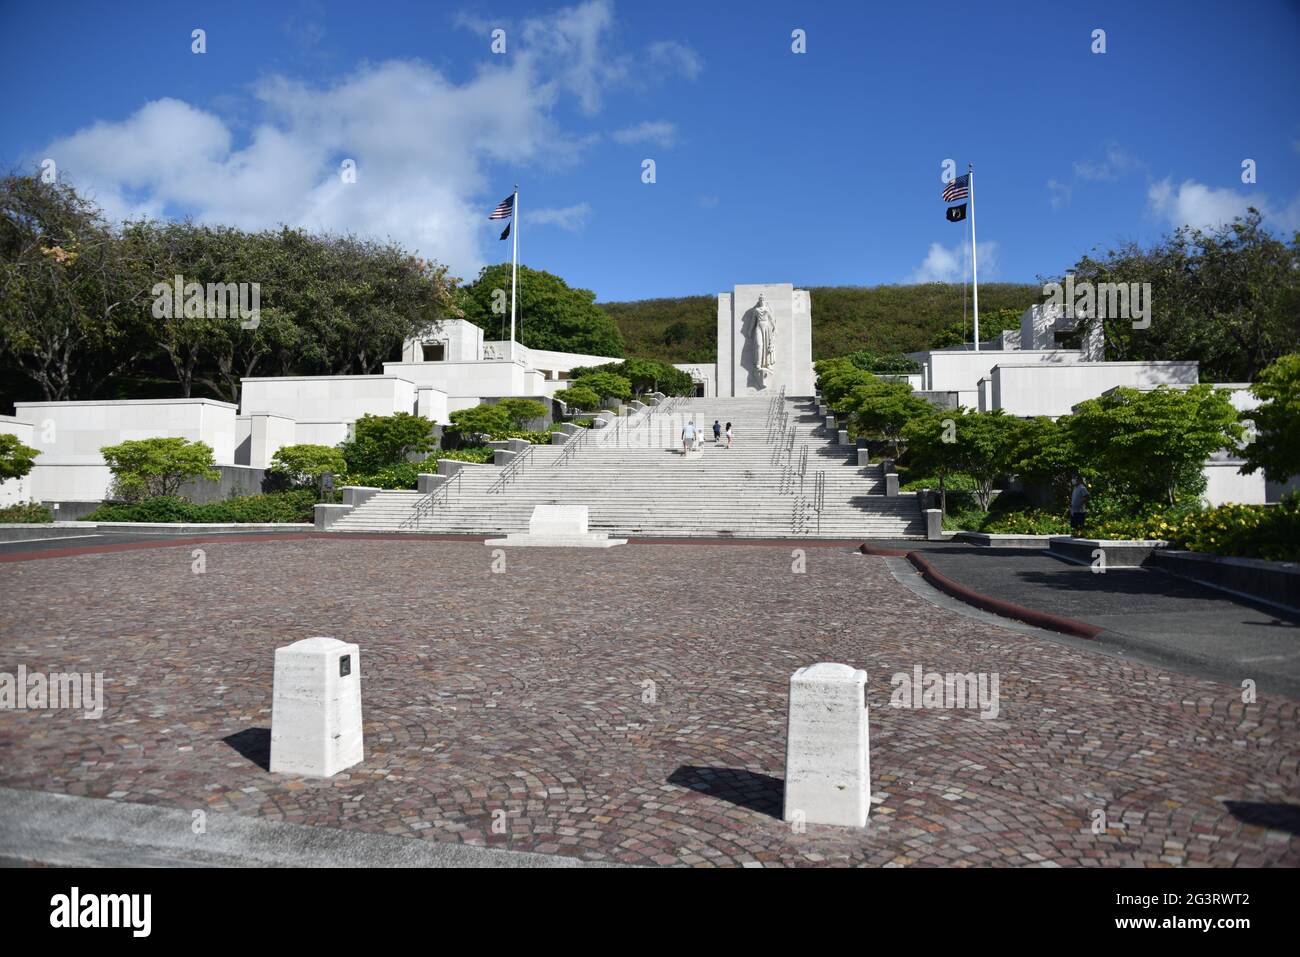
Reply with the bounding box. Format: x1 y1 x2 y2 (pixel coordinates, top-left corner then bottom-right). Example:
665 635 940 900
328 395 925 538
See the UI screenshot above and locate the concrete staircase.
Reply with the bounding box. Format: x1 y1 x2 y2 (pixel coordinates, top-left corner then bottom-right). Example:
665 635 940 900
329 396 925 539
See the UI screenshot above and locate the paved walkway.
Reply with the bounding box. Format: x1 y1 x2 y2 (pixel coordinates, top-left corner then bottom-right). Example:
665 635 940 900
881 542 1300 699
1 539 1297 866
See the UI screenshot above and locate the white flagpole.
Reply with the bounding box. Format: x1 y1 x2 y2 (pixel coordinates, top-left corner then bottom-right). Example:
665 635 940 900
510 184 519 344
969 164 980 352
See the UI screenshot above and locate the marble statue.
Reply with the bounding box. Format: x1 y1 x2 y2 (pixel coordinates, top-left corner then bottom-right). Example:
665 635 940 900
753 293 776 376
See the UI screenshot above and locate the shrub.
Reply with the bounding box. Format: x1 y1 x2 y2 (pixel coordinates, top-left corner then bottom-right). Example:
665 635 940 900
1085 499 1300 562
270 444 348 487
572 370 632 401
0 433 40 480
554 385 600 411
448 403 512 440
86 489 321 524
495 398 549 430
0 501 54 523
100 437 219 502
340 413 435 475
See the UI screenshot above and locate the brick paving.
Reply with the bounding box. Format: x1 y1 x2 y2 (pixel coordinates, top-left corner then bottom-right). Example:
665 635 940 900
0 538 1297 867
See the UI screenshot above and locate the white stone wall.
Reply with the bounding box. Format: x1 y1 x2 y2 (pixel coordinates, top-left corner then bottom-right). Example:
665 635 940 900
383 359 536 402
293 421 352 448
924 349 1085 395
416 388 450 425
0 415 36 506
401 318 484 363
241 375 416 422
1203 460 1267 506
990 361 1200 418
673 363 718 397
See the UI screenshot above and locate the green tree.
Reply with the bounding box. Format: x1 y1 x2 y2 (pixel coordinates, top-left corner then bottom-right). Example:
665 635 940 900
845 381 932 457
901 412 961 517
100 437 219 502
340 413 435 475
1239 353 1300 483
954 410 1024 511
1009 416 1083 507
447 404 512 441
0 174 150 401
495 398 549 430
458 264 624 356
928 306 1023 349
270 444 348 487
571 358 692 396
0 433 39 480
574 370 632 401
553 384 600 411
1067 385 1244 506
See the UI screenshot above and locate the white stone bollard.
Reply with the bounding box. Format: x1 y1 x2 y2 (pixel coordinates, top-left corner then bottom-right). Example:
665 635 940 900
783 662 870 828
270 637 364 777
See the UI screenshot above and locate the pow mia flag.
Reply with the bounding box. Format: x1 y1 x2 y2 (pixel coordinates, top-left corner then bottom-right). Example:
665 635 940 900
946 203 968 223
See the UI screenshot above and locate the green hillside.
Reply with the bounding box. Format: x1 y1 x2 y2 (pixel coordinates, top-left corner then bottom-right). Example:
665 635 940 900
598 283 1042 362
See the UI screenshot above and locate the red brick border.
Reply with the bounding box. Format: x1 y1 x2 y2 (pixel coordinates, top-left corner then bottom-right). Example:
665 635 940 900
857 542 1103 640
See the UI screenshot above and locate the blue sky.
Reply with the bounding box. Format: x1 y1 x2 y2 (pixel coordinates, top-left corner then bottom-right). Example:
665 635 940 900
2 0 1297 301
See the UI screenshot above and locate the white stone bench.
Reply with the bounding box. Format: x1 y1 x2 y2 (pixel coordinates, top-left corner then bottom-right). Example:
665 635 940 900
485 504 626 548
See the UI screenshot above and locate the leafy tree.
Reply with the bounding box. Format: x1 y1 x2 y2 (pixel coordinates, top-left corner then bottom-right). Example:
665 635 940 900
663 320 690 346
902 409 1020 512
1067 385 1244 506
1008 416 1084 507
1059 209 1300 380
553 385 600 411
571 357 693 396
0 433 39 480
459 264 624 356
574 370 632 401
814 357 876 410
100 437 219 502
845 381 932 457
495 398 549 430
1239 353 1300 483
447 404 512 441
0 174 150 400
901 412 961 517
340 412 435 475
844 349 922 374
270 444 348 487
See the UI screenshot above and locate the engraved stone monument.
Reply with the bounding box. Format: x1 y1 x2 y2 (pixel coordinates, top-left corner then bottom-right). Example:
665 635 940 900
716 283 814 396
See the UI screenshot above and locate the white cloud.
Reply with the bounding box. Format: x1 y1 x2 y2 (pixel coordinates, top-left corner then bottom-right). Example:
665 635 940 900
1047 178 1072 210
1147 177 1300 232
907 240 999 283
610 120 677 146
1074 144 1139 182
529 202 592 230
647 40 703 80
38 3 698 281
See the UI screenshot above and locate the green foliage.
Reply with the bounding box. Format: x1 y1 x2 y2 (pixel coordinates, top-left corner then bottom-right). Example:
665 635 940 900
1059 209 1300 381
554 384 600 411
843 350 921 374
448 404 512 440
598 296 717 363
1082 498 1300 562
86 489 321 524
1067 385 1243 506
434 446 496 465
814 357 876 410
1008 416 1082 508
459 263 624 356
0 501 54 523
270 444 348 487
1240 353 1300 482
572 370 632 401
100 437 219 502
495 398 549 430
903 409 1020 511
928 306 1023 349
340 412 435 474
844 381 932 457
569 358 690 396
0 433 39 480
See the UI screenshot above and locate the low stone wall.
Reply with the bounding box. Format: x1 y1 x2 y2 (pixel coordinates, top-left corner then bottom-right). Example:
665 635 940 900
955 532 1058 548
1150 550 1300 612
1049 537 1168 568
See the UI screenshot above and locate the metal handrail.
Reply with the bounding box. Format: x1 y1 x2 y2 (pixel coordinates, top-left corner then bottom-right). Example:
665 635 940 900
552 423 592 467
813 469 825 534
403 469 462 528
487 443 534 493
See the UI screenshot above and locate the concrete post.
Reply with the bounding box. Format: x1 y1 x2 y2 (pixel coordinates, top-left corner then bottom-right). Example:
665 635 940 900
783 663 870 828
925 508 943 540
313 503 351 530
856 448 871 467
885 473 899 496
837 429 849 446
824 415 837 433
270 637 364 777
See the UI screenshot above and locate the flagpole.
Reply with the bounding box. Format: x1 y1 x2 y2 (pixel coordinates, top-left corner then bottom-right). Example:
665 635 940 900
510 184 519 344
969 163 980 352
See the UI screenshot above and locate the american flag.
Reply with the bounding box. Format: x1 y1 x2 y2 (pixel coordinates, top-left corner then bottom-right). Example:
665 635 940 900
488 194 515 220
942 174 969 203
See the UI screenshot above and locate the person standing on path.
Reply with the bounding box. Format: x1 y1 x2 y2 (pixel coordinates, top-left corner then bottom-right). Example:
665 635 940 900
1069 476 1091 536
725 422 733 449
682 420 697 454
713 419 722 444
